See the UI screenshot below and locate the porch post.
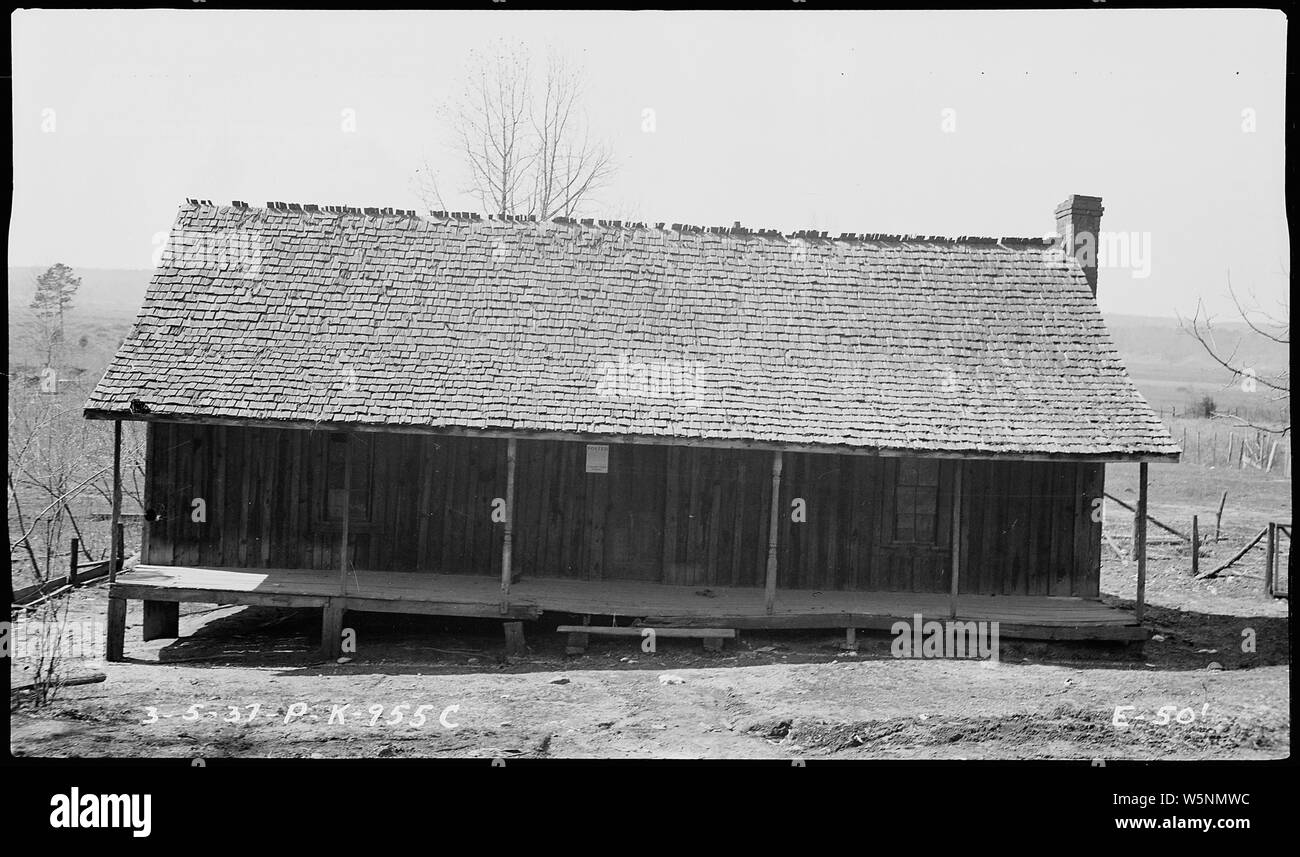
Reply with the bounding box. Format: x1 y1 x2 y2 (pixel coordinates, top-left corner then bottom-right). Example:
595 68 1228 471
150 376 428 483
500 437 517 613
108 419 123 582
949 462 963 619
105 418 126 661
324 434 352 659
140 423 153 563
338 433 351 594
1135 462 1148 622
764 450 783 615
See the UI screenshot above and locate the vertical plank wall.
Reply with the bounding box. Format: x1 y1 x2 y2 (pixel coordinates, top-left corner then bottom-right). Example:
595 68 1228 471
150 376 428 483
145 421 505 575
957 459 1104 597
143 422 1102 596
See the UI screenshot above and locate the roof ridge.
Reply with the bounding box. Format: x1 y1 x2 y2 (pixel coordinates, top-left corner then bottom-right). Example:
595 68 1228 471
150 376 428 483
180 199 1058 246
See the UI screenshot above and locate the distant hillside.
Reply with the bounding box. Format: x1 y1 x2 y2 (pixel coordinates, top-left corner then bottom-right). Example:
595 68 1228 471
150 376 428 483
1104 313 1289 421
8 266 152 323
6 267 1289 424
7 267 151 386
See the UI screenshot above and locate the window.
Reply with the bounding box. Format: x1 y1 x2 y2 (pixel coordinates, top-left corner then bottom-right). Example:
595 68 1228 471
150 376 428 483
324 434 373 524
894 458 939 544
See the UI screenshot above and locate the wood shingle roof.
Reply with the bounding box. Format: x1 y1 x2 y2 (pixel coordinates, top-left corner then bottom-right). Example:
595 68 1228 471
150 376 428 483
84 201 1180 460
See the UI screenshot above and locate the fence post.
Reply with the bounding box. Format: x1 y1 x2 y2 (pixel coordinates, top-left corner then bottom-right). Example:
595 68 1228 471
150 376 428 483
69 537 80 585
1130 495 1141 560
1264 522 1276 598
1191 515 1199 577
1215 491 1228 540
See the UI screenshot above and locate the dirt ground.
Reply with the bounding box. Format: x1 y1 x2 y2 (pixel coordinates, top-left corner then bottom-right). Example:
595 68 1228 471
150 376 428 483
10 580 1288 760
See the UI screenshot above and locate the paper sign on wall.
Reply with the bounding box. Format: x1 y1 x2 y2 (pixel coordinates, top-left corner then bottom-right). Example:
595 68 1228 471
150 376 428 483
585 444 609 474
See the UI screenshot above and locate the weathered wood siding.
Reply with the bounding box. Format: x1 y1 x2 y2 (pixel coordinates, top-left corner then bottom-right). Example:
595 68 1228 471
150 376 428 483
957 459 1103 597
143 422 1102 596
145 422 505 575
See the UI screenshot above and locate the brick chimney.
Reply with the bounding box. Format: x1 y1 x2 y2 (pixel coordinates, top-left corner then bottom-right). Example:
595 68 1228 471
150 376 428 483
1054 195 1104 297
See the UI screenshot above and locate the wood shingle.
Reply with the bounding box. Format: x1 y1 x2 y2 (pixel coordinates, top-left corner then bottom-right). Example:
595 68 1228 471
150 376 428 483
84 201 1180 459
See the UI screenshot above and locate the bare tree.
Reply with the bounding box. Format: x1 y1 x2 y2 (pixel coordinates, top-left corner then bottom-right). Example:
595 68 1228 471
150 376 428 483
420 41 615 220
529 49 615 220
1180 274 1290 436
9 359 145 587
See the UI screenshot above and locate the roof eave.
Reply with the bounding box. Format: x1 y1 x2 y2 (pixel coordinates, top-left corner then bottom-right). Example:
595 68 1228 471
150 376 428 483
82 408 1183 464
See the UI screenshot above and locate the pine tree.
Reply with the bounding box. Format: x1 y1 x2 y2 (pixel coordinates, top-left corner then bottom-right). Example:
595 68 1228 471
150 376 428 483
29 263 81 366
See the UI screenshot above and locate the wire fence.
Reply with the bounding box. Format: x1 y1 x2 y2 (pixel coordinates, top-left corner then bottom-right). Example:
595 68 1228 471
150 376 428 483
1154 414 1291 476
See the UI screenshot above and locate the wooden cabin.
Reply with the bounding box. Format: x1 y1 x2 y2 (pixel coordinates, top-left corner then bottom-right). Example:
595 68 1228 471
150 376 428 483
86 195 1180 658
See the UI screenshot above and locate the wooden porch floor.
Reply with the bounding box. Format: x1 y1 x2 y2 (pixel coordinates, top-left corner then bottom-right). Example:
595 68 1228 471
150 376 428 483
110 564 1146 641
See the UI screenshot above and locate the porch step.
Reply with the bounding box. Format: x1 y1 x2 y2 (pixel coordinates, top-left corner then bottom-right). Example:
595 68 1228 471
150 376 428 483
557 625 735 654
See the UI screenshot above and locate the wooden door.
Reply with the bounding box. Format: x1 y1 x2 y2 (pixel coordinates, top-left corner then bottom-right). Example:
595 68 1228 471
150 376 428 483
599 444 666 580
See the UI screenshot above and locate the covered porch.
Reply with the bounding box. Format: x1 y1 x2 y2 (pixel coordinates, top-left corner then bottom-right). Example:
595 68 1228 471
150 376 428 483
105 563 1148 661
92 416 1169 659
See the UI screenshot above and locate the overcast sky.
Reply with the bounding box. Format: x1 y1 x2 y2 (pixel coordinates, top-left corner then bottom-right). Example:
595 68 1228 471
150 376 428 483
9 8 1288 318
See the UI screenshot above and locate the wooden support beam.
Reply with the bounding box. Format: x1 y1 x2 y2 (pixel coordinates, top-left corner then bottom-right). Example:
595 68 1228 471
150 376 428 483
142 600 180 641
565 631 590 655
558 625 733 653
326 435 352 661
500 437 517 613
1135 462 1148 623
12 672 106 693
78 408 1180 462
339 433 351 594
69 538 80 586
321 597 344 659
1106 492 1190 542
83 409 1183 463
106 595 127 661
141 422 153 563
1197 526 1269 580
556 625 736 639
1104 531 1130 564
764 450 783 615
503 620 525 657
949 463 963 619
108 420 123 582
